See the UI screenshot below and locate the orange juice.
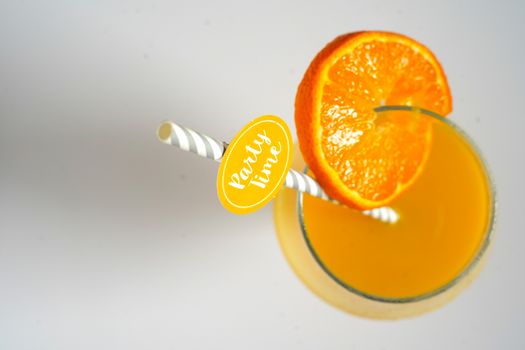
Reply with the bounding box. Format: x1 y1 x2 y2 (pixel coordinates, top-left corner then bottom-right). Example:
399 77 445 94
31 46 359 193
274 112 495 318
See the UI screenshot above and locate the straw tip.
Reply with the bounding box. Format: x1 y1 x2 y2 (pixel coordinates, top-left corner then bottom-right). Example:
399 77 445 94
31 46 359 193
157 121 173 143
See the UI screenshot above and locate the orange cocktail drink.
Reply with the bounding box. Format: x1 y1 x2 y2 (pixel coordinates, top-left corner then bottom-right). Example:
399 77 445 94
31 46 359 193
274 108 495 318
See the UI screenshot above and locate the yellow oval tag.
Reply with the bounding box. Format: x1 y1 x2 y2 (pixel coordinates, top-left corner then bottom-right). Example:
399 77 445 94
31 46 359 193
217 115 293 214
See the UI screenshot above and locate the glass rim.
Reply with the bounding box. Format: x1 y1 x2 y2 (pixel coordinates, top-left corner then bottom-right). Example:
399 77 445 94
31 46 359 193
297 105 497 304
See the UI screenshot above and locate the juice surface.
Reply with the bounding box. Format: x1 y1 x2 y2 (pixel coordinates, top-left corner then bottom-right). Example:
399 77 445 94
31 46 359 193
300 120 492 299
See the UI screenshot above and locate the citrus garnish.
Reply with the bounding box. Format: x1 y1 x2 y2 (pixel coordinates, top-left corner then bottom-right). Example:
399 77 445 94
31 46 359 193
295 31 452 209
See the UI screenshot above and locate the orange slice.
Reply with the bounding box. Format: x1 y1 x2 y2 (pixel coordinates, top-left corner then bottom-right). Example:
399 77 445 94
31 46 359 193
295 31 452 210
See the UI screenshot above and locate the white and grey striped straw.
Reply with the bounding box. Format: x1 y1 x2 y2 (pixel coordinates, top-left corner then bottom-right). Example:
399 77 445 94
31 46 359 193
157 120 399 224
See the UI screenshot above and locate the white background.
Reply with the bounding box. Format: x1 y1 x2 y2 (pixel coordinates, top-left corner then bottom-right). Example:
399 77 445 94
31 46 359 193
1 0 524 348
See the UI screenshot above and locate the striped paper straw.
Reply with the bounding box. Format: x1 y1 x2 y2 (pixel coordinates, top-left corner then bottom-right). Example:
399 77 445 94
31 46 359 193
157 120 399 224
